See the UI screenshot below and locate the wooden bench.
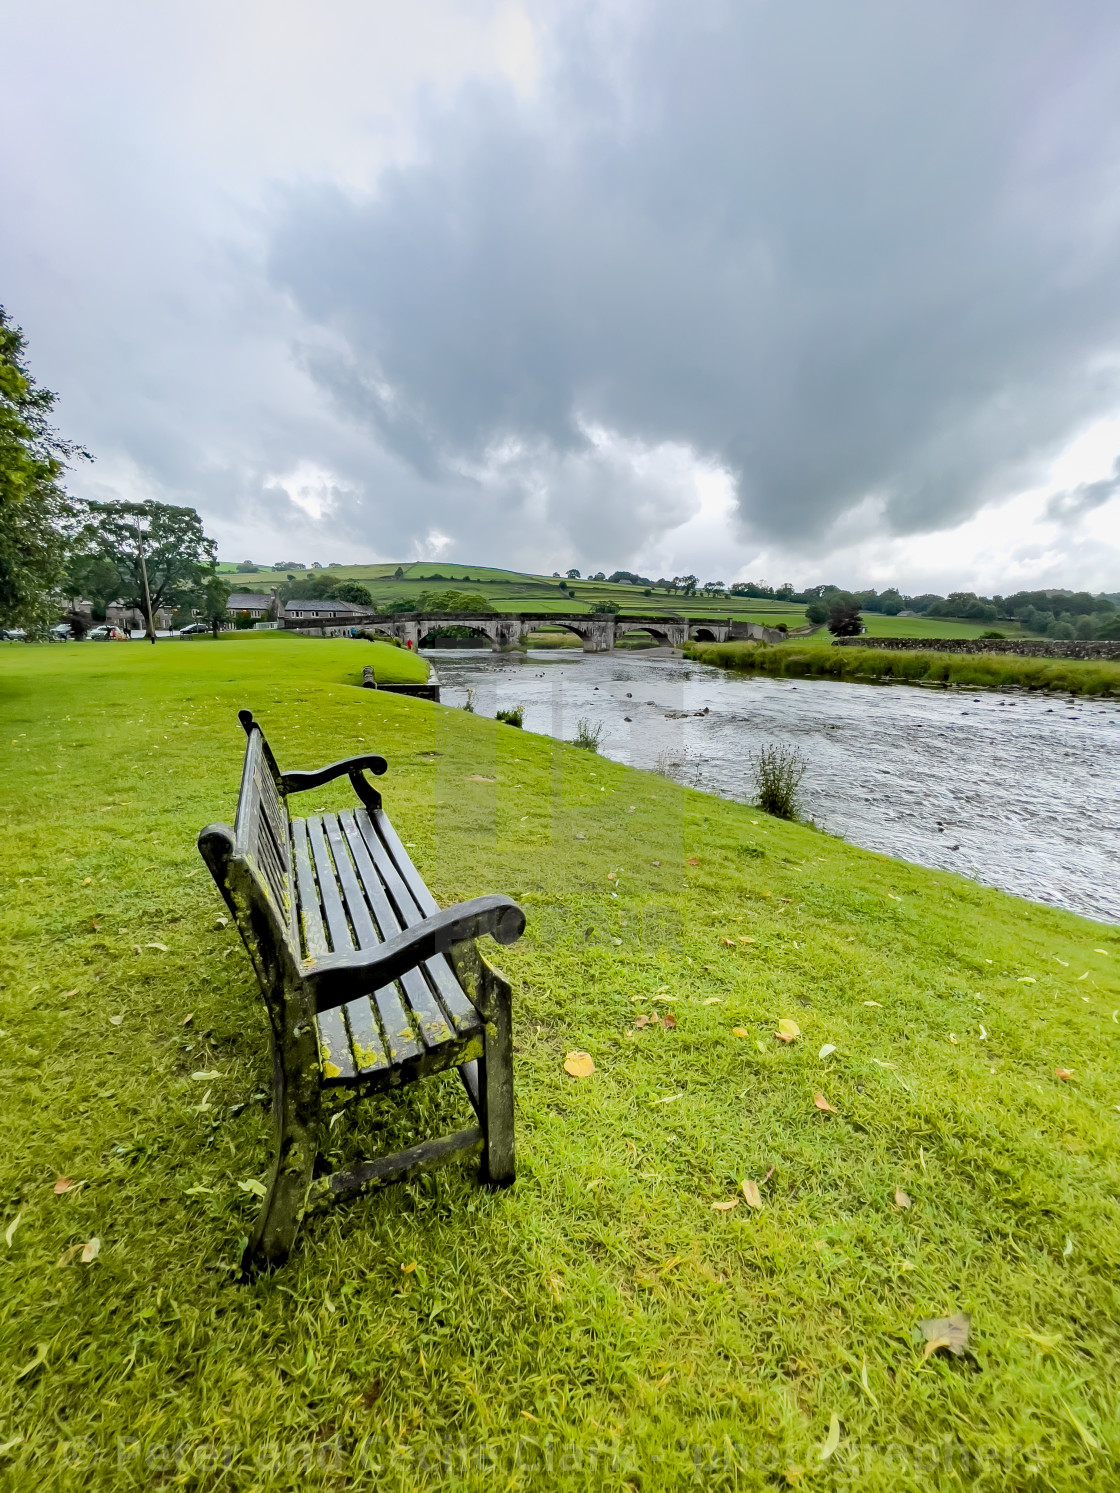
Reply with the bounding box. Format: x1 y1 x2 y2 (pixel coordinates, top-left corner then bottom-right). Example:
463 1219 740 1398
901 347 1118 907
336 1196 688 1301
198 709 524 1274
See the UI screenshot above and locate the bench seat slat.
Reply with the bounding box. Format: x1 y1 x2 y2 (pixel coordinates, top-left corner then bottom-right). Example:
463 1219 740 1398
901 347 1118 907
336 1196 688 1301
306 815 354 955
324 816 379 948
424 955 482 1036
375 809 441 918
371 981 423 1064
292 818 329 959
355 811 426 929
343 997 389 1075
318 1005 357 1083
339 811 465 1049
362 812 483 1037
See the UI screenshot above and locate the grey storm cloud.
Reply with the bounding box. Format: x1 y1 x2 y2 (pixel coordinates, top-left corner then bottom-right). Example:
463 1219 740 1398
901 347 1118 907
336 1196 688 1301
270 0 1120 546
1046 455 1120 521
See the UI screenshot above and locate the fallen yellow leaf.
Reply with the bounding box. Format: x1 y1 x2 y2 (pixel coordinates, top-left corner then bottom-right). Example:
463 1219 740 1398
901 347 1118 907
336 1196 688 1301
53 1177 77 1195
4 1212 22 1247
711 1199 739 1211
721 937 735 947
918 1312 970 1358
80 1237 100 1264
401 1260 418 1273
775 1018 801 1043
863 1000 882 1008
894 1188 911 1209
813 1093 837 1113
741 1179 763 1209
1055 1067 1074 1081
732 1026 749 1038
145 942 170 953
738 937 756 945
563 1051 596 1078
819 1413 841 1462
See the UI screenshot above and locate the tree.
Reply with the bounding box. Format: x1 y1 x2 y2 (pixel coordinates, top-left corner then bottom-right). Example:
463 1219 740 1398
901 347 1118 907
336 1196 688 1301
331 581 373 606
672 574 698 596
74 499 217 638
200 574 231 637
64 552 124 619
0 307 88 630
805 601 829 625
566 568 581 579
393 566 405 579
828 601 864 637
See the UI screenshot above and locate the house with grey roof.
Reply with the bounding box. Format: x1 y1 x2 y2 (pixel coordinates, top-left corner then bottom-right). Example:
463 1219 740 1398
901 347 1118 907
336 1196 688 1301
280 597 376 633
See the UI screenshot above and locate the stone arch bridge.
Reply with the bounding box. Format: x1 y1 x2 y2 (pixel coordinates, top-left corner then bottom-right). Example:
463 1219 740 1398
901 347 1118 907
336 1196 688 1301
346 612 789 652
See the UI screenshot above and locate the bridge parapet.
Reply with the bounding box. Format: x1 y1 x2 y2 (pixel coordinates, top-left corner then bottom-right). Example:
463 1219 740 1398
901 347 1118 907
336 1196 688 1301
346 610 759 652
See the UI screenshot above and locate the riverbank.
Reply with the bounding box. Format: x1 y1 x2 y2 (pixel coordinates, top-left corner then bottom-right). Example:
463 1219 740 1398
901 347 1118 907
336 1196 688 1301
685 639 1120 694
2 639 1118 1486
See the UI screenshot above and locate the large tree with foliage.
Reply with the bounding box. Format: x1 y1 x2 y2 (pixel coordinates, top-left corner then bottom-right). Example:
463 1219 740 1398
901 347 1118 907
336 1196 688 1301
73 499 217 636
0 307 88 630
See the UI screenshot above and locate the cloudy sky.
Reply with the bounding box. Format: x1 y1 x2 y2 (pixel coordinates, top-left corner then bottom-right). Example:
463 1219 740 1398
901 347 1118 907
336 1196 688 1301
3 0 1120 593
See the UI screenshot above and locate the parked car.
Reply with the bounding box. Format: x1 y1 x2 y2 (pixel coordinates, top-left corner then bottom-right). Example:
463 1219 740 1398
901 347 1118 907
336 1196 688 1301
0 627 27 641
178 622 211 636
88 625 129 640
50 623 73 639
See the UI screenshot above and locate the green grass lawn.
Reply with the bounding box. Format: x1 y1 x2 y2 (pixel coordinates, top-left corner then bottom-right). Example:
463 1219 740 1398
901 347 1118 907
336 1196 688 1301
1 640 1118 1487
171 629 429 683
795 616 1027 645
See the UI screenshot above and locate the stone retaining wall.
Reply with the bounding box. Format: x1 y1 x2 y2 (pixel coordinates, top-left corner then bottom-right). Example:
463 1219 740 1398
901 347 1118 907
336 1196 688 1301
832 636 1120 661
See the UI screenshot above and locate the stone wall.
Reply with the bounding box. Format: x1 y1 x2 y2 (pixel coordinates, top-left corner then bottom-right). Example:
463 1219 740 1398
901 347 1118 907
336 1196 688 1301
832 636 1120 661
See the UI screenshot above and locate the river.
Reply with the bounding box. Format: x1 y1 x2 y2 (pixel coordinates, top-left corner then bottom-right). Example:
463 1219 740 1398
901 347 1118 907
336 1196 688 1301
422 647 1120 925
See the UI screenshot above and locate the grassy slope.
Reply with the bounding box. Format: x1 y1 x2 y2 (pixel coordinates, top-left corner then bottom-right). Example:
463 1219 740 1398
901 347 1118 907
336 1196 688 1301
809 615 1027 642
688 641 1120 696
1 644 1118 1487
172 630 429 684
219 563 809 623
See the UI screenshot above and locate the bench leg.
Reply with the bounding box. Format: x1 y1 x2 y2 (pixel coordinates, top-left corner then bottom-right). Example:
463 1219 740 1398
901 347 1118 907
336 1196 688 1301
242 1015 322 1277
478 965 515 1187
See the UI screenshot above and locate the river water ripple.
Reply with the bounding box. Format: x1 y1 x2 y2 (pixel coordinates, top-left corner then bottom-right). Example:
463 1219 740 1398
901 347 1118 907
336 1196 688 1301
424 648 1120 925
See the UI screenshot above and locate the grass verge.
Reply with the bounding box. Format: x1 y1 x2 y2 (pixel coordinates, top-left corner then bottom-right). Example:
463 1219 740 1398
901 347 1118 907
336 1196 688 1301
1 639 1118 1487
686 640 1120 695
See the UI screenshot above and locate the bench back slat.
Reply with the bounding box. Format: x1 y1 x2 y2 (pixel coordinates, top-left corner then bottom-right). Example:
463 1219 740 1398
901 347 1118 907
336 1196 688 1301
234 727 296 947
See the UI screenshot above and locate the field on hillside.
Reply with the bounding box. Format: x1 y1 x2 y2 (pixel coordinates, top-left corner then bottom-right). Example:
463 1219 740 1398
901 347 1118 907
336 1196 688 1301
219 561 810 622
796 615 1027 644
2 640 1117 1487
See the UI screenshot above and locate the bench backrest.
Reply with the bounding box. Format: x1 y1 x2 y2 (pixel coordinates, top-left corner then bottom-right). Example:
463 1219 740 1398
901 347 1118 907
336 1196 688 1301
233 713 298 950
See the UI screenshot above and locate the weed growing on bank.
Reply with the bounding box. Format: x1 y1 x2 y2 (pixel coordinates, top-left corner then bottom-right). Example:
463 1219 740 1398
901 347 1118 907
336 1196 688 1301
751 742 807 818
686 640 1120 694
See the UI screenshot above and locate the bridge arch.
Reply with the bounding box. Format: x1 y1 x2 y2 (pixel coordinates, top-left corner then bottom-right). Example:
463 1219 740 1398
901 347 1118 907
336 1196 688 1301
690 626 718 642
419 623 494 649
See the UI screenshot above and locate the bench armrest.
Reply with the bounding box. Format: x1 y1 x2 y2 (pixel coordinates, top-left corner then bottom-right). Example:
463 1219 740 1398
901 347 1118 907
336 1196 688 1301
307 895 525 1014
281 754 388 794
281 754 388 811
